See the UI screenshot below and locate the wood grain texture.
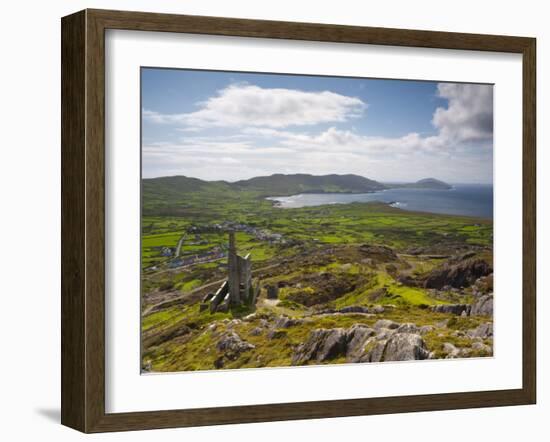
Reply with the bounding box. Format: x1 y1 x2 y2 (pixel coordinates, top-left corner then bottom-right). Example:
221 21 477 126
61 8 537 433
522 38 537 403
61 10 86 431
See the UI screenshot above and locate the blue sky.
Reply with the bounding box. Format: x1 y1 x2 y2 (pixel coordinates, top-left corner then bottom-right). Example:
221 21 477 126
142 68 493 183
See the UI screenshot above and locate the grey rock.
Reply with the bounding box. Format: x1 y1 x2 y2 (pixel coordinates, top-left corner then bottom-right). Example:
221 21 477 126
430 304 471 316
274 316 302 328
360 340 386 363
294 325 430 365
423 258 492 289
292 328 347 365
470 295 493 316
363 333 430 362
216 331 255 358
249 327 263 336
419 325 435 335
345 324 375 361
443 342 460 358
374 319 400 330
243 313 258 322
376 329 397 340
338 305 371 314
226 319 242 329
471 274 494 297
381 333 431 361
396 323 420 334
472 341 492 353
467 322 493 339
206 323 218 333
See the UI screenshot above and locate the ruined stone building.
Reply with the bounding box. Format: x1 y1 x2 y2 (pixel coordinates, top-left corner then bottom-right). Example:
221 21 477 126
202 232 260 313
227 231 252 304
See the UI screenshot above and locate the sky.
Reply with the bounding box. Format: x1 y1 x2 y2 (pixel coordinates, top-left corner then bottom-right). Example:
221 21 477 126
141 68 493 184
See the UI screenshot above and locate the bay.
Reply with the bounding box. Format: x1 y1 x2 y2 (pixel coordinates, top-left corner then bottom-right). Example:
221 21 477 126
266 184 493 219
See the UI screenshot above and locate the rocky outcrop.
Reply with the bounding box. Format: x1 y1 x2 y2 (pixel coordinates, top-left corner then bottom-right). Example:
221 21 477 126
359 244 398 263
345 324 376 361
442 342 461 358
396 323 420 334
249 327 263 336
470 295 493 316
419 325 435 335
291 328 348 365
216 331 255 360
472 342 492 354
423 258 492 289
360 333 431 362
293 323 430 365
274 315 303 328
337 305 372 314
258 316 306 340
383 334 431 361
370 305 386 314
467 322 493 339
429 296 493 317
286 272 365 307
396 274 418 287
471 274 493 297
373 319 400 330
430 304 471 316
315 305 385 316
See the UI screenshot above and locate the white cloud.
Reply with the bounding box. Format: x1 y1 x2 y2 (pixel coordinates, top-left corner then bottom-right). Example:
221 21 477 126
432 83 493 143
143 84 366 129
246 126 437 156
240 82 493 157
143 83 493 183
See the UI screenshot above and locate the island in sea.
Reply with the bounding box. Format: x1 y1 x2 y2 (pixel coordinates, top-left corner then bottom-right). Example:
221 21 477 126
387 177 453 190
141 173 493 372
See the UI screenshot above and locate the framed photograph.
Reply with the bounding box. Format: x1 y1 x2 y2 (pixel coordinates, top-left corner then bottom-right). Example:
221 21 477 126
61 9 536 433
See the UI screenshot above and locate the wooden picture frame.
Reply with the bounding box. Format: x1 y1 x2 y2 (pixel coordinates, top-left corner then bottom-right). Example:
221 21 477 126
61 8 536 433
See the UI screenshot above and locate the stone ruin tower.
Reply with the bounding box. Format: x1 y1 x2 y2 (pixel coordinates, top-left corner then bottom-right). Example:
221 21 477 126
227 231 252 304
202 231 260 313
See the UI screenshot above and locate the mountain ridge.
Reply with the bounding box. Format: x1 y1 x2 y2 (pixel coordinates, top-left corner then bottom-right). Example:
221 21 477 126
142 173 453 194
142 173 453 215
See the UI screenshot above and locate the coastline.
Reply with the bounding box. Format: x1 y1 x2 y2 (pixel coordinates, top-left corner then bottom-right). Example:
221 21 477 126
265 186 493 220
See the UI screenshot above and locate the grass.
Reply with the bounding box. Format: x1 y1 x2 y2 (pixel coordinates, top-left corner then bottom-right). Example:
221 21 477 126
332 270 447 309
143 303 491 371
140 182 493 371
142 307 187 333
178 279 202 292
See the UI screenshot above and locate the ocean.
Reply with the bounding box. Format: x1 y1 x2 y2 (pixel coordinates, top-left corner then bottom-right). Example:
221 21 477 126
266 184 493 219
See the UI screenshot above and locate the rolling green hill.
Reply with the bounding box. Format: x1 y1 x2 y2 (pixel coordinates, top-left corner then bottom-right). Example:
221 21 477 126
142 173 387 214
233 173 386 195
142 174 453 215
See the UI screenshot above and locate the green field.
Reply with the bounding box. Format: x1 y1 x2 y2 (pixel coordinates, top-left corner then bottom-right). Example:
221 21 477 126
140 177 493 372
